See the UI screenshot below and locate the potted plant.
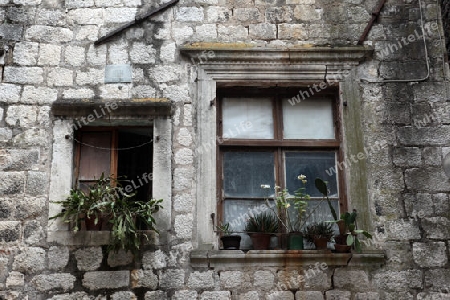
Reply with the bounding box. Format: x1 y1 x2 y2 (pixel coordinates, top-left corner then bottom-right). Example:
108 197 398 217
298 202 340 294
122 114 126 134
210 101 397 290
216 223 241 250
303 222 334 250
95 195 163 255
49 173 119 231
315 178 372 253
244 212 279 250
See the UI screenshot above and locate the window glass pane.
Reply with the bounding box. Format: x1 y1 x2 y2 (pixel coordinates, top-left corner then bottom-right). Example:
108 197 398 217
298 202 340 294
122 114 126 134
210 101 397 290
223 152 274 198
223 98 274 139
282 98 334 139
287 199 340 230
224 199 278 250
284 151 338 197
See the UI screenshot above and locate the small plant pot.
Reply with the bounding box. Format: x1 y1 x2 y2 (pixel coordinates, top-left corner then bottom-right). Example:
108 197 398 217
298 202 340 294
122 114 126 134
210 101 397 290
334 234 347 245
220 235 241 250
288 232 304 250
249 233 272 250
313 237 328 250
334 243 351 253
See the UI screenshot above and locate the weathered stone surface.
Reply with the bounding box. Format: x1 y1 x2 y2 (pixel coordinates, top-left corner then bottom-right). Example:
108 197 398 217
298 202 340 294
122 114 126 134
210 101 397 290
151 65 181 83
354 292 379 300
413 242 448 267
158 269 185 289
174 167 194 190
21 86 58 104
393 147 422 167
31 273 76 292
24 220 45 245
5 271 24 288
0 149 39 171
253 270 274 290
82 271 130 290
130 269 158 289
174 148 193 165
75 68 103 86
104 8 137 23
200 291 231 300
64 45 85 66
12 247 45 274
174 213 193 239
74 247 103 271
16 197 45 219
25 171 48 196
220 271 243 288
374 270 423 291
238 291 259 300
0 221 21 242
13 42 39 65
46 291 92 300
107 249 133 267
130 43 156 64
63 88 94 99
25 25 73 43
417 292 450 300
111 291 136 300
0 84 21 103
422 217 450 239
143 249 168 270
0 24 23 41
48 246 69 271
173 290 198 300
385 219 421 240
266 291 294 300
249 23 276 40
324 290 351 300
4 67 44 85
175 7 204 22
295 291 324 300
187 270 214 289
425 269 450 292
48 68 74 87
333 269 371 291
144 291 167 300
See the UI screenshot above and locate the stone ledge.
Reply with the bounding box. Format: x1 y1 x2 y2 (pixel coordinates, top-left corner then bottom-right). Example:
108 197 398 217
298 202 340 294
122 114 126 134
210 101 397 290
190 249 385 269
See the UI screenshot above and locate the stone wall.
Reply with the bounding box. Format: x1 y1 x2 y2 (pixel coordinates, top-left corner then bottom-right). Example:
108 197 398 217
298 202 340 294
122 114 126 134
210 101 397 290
0 0 449 299
442 0 450 58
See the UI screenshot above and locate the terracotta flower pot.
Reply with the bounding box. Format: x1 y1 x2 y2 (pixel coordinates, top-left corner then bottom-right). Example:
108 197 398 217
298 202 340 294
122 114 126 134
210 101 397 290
334 234 347 245
84 214 102 231
249 233 272 250
334 243 351 253
313 237 328 250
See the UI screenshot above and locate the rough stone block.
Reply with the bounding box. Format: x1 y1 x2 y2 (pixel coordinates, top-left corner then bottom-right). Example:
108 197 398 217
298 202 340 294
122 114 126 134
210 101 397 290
104 8 137 23
413 241 447 267
253 270 274 290
206 6 230 22
151 65 181 83
62 88 94 99
217 25 248 41
0 84 21 103
75 68 103 86
266 7 292 23
66 0 94 8
0 24 23 41
220 271 243 289
143 249 168 270
24 220 45 245
425 269 450 292
294 5 322 21
174 167 194 190
4 67 44 84
417 292 450 300
393 147 421 167
187 270 214 289
174 213 193 239
161 84 190 102
333 269 371 291
0 149 39 171
31 273 76 292
295 291 323 300
0 172 24 196
278 23 308 40
145 291 167 300
324 290 351 300
25 25 73 43
87 44 106 65
238 291 259 300
234 8 261 22
13 128 49 146
6 105 37 127
172 26 194 43
67 9 103 25
5 271 24 288
48 67 74 87
374 270 422 291
175 7 204 22
158 269 185 289
131 85 156 98
160 42 176 63
16 197 45 219
130 43 156 64
36 9 66 26
99 84 130 99
46 291 92 299
0 257 9 283
174 148 193 165
75 25 99 41
195 24 217 40
75 247 103 271
12 247 46 274
355 292 379 300
130 269 158 289
48 246 69 271
422 217 450 239
385 219 421 240
266 291 294 300
13 42 39 65
173 290 198 300
405 167 449 192
21 86 58 104
64 45 85 66
249 23 276 40
107 249 133 267
200 291 231 300
111 291 136 300
82 271 130 290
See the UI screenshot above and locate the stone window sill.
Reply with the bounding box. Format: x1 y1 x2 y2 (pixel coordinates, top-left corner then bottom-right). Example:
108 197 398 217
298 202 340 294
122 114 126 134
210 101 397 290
190 249 385 268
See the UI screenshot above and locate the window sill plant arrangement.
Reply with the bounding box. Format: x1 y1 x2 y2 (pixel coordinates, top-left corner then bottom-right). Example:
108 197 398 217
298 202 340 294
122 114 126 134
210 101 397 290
216 222 241 250
315 178 372 253
303 222 334 250
244 212 279 250
50 173 163 255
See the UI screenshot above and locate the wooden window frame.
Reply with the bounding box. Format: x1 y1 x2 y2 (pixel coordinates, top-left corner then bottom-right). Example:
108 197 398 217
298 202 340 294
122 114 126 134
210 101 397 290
216 87 347 228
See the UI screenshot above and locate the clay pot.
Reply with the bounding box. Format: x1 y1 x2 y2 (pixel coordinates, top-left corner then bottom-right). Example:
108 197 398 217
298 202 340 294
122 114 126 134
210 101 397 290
313 237 328 250
334 243 351 253
84 214 102 230
249 233 272 250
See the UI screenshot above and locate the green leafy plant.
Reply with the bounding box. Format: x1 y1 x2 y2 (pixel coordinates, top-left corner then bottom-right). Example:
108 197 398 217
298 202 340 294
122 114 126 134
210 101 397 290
216 222 234 236
315 178 372 253
303 222 334 243
244 212 279 234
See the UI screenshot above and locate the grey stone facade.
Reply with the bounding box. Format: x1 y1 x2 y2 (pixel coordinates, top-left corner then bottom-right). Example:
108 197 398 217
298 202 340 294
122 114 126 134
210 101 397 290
0 0 449 299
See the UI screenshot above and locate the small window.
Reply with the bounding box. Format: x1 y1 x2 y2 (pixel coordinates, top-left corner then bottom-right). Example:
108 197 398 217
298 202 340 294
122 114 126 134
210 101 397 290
74 127 153 202
217 87 345 249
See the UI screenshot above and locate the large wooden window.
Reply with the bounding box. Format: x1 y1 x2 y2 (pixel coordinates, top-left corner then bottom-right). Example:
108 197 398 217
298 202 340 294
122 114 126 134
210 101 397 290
217 87 346 248
74 127 153 201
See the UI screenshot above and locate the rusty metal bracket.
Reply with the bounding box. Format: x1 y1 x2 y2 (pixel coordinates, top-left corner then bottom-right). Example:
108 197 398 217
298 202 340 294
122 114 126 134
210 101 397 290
94 0 179 46
357 0 387 45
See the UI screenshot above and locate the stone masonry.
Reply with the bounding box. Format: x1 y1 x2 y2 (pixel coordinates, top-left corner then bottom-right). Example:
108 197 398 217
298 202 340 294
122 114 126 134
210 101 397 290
0 0 449 299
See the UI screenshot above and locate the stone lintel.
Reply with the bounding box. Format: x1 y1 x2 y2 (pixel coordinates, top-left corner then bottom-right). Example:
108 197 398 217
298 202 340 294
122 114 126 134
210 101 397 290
51 98 172 118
